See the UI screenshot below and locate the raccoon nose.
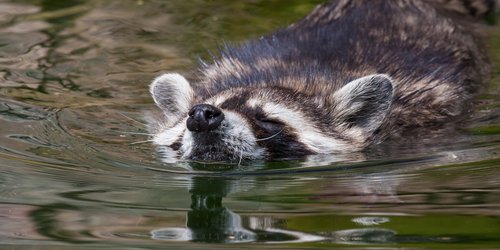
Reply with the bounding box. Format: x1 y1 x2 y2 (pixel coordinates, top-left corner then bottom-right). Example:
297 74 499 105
186 104 224 132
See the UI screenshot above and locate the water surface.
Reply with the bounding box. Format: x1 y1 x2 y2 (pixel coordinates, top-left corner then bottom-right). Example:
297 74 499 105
1 0 500 249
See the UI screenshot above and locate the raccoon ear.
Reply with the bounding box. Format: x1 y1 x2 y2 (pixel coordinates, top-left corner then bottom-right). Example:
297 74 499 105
150 73 194 119
331 74 394 138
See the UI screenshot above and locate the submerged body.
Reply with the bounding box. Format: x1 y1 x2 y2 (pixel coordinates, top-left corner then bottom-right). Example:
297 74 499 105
150 0 495 162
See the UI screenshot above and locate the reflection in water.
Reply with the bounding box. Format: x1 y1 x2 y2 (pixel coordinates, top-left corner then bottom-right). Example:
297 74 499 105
149 174 410 244
11 165 500 246
352 216 390 226
326 228 396 245
151 176 323 243
151 176 252 243
184 177 255 243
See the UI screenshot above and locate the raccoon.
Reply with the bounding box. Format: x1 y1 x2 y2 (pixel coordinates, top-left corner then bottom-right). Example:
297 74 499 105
149 0 495 162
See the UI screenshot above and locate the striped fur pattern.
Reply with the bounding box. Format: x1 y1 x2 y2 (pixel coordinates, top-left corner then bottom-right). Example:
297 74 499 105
150 0 495 162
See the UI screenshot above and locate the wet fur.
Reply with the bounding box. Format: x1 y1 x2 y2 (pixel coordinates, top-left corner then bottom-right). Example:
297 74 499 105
199 0 492 126
150 0 495 162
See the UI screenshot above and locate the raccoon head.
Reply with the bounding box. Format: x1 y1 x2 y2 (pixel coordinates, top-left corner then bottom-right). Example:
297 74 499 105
150 73 393 162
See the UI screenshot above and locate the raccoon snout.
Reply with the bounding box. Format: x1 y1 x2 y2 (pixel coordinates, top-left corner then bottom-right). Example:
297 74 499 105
186 104 224 132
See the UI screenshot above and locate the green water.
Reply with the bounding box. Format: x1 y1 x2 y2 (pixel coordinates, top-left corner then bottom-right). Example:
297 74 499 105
0 0 500 249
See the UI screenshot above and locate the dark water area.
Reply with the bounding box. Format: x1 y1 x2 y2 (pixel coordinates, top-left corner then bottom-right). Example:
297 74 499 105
0 0 500 249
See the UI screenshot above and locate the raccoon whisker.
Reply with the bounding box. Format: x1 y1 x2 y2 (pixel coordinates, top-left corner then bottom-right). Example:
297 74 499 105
129 140 154 145
256 129 283 141
238 150 243 166
116 131 153 136
118 112 147 127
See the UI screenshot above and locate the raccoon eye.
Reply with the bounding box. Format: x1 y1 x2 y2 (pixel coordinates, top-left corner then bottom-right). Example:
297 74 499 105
254 115 283 131
257 117 281 124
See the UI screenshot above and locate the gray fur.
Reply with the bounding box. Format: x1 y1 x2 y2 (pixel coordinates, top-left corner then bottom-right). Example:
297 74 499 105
331 74 394 142
149 0 495 162
150 73 194 125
